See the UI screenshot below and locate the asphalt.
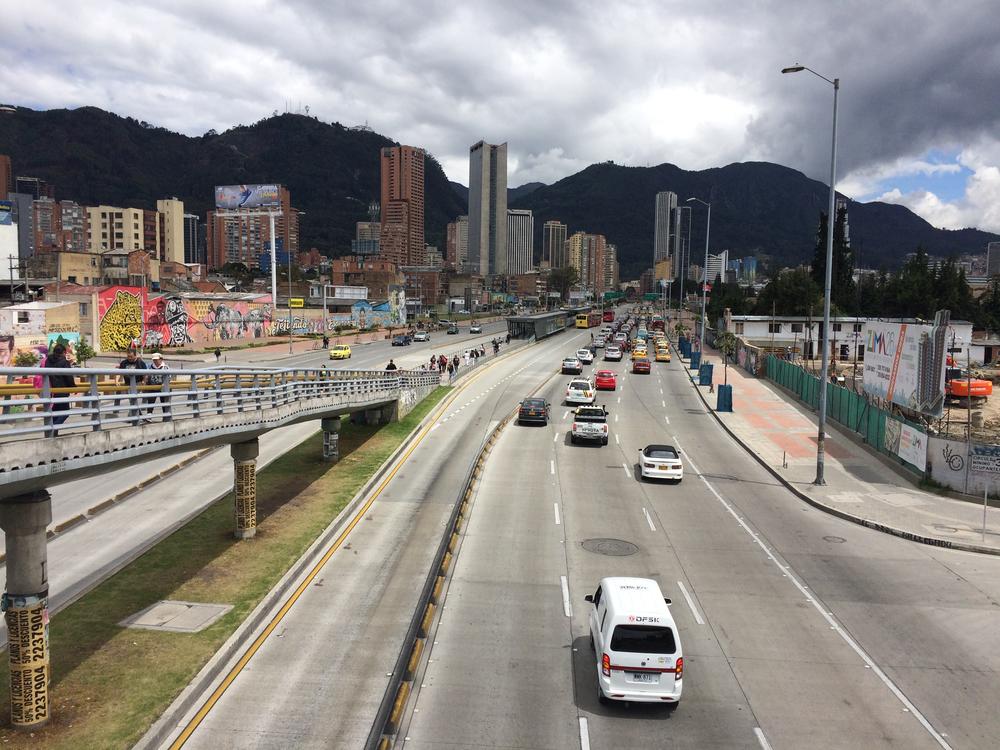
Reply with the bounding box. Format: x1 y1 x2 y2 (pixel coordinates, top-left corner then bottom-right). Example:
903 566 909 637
398 325 1000 749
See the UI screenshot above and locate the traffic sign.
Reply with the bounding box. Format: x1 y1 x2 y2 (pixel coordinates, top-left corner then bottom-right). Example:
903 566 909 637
289 298 304 308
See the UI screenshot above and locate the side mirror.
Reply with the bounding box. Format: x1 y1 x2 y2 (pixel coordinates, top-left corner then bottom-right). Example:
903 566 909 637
664 597 672 606
584 594 594 603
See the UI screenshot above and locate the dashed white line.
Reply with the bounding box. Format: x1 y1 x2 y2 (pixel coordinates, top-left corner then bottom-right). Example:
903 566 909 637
550 460 556 475
664 415 670 424
754 728 774 750
662 400 666 408
579 718 591 750
563 411 569 420
621 461 630 477
676 580 705 625
614 434 620 445
617 396 621 403
615 414 619 422
642 507 656 531
554 503 561 526
684 453 953 750
560 575 572 617
553 433 559 443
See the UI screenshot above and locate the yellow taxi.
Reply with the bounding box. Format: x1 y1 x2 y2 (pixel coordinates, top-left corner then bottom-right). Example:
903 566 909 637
655 347 671 362
632 346 648 360
329 344 352 360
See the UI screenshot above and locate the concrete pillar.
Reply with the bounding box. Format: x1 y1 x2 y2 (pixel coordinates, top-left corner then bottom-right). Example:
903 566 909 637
364 408 382 425
0 491 53 728
322 416 342 462
231 439 259 540
380 401 399 424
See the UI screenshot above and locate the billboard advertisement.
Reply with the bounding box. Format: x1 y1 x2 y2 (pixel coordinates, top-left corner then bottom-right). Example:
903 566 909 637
0 200 13 225
862 318 948 417
214 184 281 210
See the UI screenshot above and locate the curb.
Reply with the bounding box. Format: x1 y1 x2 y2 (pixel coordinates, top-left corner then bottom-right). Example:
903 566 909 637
676 348 1000 557
139 336 541 750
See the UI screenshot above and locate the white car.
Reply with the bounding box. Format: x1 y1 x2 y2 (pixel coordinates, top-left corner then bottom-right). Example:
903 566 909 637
577 348 595 365
571 405 609 445
604 346 623 361
614 333 627 344
412 331 430 342
565 379 596 405
638 444 683 482
470 324 483 334
594 336 606 348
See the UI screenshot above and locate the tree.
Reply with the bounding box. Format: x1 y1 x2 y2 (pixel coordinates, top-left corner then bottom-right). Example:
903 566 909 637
715 331 737 385
753 268 822 316
548 266 580 301
811 207 855 313
14 350 39 367
707 273 749 326
75 336 96 366
978 278 1000 333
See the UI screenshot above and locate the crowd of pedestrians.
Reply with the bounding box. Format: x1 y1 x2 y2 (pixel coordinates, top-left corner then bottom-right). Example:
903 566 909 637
390 334 513 382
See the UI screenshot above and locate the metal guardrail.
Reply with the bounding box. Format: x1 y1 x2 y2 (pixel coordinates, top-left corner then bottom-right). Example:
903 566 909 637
0 366 441 440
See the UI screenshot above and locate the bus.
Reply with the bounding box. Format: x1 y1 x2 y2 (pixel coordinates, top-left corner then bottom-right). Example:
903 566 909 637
650 314 665 332
602 310 615 323
575 312 602 328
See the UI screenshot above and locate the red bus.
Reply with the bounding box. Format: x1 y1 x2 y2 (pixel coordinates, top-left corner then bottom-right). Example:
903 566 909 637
602 310 615 323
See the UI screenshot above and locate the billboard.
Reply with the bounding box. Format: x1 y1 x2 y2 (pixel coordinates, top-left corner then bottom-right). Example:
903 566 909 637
0 200 13 225
215 184 281 210
862 317 948 417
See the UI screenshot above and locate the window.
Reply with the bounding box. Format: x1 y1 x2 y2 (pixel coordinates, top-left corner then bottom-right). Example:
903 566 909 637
67 275 77 283
17 312 29 324
593 586 603 608
791 323 803 333
734 322 744 334
79 303 88 316
610 625 677 654
833 323 842 332
768 323 781 334
853 323 863 333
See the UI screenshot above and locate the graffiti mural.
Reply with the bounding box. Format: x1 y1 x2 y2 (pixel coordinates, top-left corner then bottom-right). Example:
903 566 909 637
1 335 14 367
98 287 147 352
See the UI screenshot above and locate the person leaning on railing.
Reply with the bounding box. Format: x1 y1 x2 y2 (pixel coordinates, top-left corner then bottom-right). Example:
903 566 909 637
44 343 77 435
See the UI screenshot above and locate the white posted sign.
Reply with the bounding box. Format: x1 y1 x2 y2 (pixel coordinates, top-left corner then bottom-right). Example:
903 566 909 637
862 321 947 417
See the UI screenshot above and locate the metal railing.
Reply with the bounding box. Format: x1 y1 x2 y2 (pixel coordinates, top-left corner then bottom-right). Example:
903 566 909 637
0 366 441 441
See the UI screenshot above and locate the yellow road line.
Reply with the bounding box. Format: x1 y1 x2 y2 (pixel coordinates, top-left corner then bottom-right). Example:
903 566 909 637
168 356 508 748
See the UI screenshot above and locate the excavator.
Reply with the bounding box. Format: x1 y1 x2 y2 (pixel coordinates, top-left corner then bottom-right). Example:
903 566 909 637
944 355 993 404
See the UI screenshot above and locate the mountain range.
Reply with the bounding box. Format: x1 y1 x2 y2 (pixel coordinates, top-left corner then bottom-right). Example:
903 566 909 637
2 106 997 279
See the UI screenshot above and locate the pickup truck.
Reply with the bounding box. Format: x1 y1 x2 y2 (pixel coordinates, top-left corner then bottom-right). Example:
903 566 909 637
571 405 609 445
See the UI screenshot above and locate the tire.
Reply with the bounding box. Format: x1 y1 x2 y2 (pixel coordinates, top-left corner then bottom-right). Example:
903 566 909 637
597 675 609 705
602 437 608 446
571 435 577 445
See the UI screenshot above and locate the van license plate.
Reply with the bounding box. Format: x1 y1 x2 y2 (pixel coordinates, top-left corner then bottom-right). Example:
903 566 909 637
630 672 658 684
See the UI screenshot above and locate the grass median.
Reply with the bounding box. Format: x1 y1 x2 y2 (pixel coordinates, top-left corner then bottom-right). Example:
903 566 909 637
0 386 450 749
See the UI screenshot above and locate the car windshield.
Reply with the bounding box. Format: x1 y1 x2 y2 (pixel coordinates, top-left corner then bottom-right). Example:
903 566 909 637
569 380 591 390
645 447 679 460
563 358 579 365
611 625 676 654
577 350 590 356
522 399 545 408
575 408 606 422
596 371 614 377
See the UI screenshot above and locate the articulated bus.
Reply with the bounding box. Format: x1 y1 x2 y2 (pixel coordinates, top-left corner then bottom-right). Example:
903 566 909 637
575 312 603 328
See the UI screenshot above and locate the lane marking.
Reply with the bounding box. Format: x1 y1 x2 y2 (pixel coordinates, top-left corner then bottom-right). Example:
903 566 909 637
684 453 953 750
554 502 561 526
676 580 705 625
621 462 630 477
563 411 569 420
614 434 620 445
560 575 572 617
754 727 773 750
617 396 621 404
661 400 666 408
642 507 656 531
664 415 670 424
579 717 591 750
553 433 559 443
615 414 619 423
550 460 556 475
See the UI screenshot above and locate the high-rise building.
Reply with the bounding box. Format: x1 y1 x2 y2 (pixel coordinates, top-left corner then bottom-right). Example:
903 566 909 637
0 155 12 197
86 205 147 254
604 243 619 292
380 145 426 266
468 141 508 275
654 191 677 262
987 242 1000 278
157 198 186 264
15 176 54 200
205 186 299 269
566 231 608 293
506 209 534 276
705 249 730 286
446 215 469 270
183 213 201 264
673 205 692 279
356 221 381 241
543 220 567 267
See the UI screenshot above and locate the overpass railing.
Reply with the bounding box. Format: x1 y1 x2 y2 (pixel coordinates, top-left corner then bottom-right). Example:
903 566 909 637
0 366 441 441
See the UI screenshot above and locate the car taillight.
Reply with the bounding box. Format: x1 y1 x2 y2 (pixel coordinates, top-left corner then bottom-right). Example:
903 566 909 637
602 653 611 677
572 423 578 431
675 657 683 681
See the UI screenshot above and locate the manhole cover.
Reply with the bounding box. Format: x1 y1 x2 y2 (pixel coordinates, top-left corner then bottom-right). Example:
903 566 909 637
120 600 233 633
582 538 639 556
823 535 846 544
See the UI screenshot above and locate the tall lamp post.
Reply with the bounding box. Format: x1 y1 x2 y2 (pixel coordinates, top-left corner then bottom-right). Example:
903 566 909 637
782 63 840 486
686 197 711 349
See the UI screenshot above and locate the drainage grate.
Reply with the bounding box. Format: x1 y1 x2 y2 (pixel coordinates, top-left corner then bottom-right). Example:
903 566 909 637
582 538 639 556
120 600 233 633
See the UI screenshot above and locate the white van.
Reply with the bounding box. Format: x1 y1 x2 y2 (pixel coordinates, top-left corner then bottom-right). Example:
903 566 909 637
584 577 683 705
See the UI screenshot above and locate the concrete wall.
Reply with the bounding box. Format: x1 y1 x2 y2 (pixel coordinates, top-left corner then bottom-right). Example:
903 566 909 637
398 383 439 419
928 435 1000 496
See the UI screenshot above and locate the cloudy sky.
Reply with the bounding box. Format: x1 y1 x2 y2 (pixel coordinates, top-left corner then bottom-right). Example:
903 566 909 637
5 0 1000 232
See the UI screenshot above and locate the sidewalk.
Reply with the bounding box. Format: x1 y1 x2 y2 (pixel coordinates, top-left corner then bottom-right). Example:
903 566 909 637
682 344 1000 556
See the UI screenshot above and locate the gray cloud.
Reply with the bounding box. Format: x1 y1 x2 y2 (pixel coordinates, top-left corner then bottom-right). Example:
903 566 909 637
4 0 1000 228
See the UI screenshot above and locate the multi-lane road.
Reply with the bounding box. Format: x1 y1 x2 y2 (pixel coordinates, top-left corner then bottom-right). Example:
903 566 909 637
398 330 1000 749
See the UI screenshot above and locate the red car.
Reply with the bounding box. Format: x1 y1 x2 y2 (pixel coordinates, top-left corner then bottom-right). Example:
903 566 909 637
632 357 651 374
595 370 617 390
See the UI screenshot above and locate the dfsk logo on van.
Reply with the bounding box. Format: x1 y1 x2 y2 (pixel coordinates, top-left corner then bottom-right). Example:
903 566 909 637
627 615 660 623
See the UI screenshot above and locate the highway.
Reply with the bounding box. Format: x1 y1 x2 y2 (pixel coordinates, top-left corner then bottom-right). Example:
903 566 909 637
399 331 1000 749
160 324 594 748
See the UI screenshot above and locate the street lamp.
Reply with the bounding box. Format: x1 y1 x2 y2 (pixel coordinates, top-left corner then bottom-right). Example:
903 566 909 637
782 63 840 486
686 197 711 349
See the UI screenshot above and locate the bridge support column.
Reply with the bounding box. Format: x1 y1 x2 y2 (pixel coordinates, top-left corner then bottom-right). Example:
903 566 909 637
0 490 52 728
231 439 259 540
380 401 398 424
322 417 341 462
364 408 382 425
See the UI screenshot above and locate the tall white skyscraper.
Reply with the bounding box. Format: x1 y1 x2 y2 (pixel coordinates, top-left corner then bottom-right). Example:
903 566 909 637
506 209 534 275
654 191 677 262
705 249 730 286
468 141 508 276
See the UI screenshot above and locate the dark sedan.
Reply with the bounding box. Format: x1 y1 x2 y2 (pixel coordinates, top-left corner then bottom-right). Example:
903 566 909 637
391 334 412 346
517 397 551 425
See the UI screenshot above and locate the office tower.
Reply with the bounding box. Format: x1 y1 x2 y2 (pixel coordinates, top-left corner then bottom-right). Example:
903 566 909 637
446 215 469 270
157 198 186 263
566 232 608 293
183 213 200 264
506 209 534 276
206 186 298 268
654 191 677 262
672 205 692 279
15 176 54 200
0 155 12 197
543 220 568 267
380 145 426 266
987 242 1000 278
468 141 508 275
604 243 619 291
705 249 729 286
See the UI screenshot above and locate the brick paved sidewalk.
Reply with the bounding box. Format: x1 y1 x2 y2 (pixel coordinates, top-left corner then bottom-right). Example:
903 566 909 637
682 345 1000 555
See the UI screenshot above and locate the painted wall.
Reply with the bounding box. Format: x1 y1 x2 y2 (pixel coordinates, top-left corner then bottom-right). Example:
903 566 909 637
928 436 1000 496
